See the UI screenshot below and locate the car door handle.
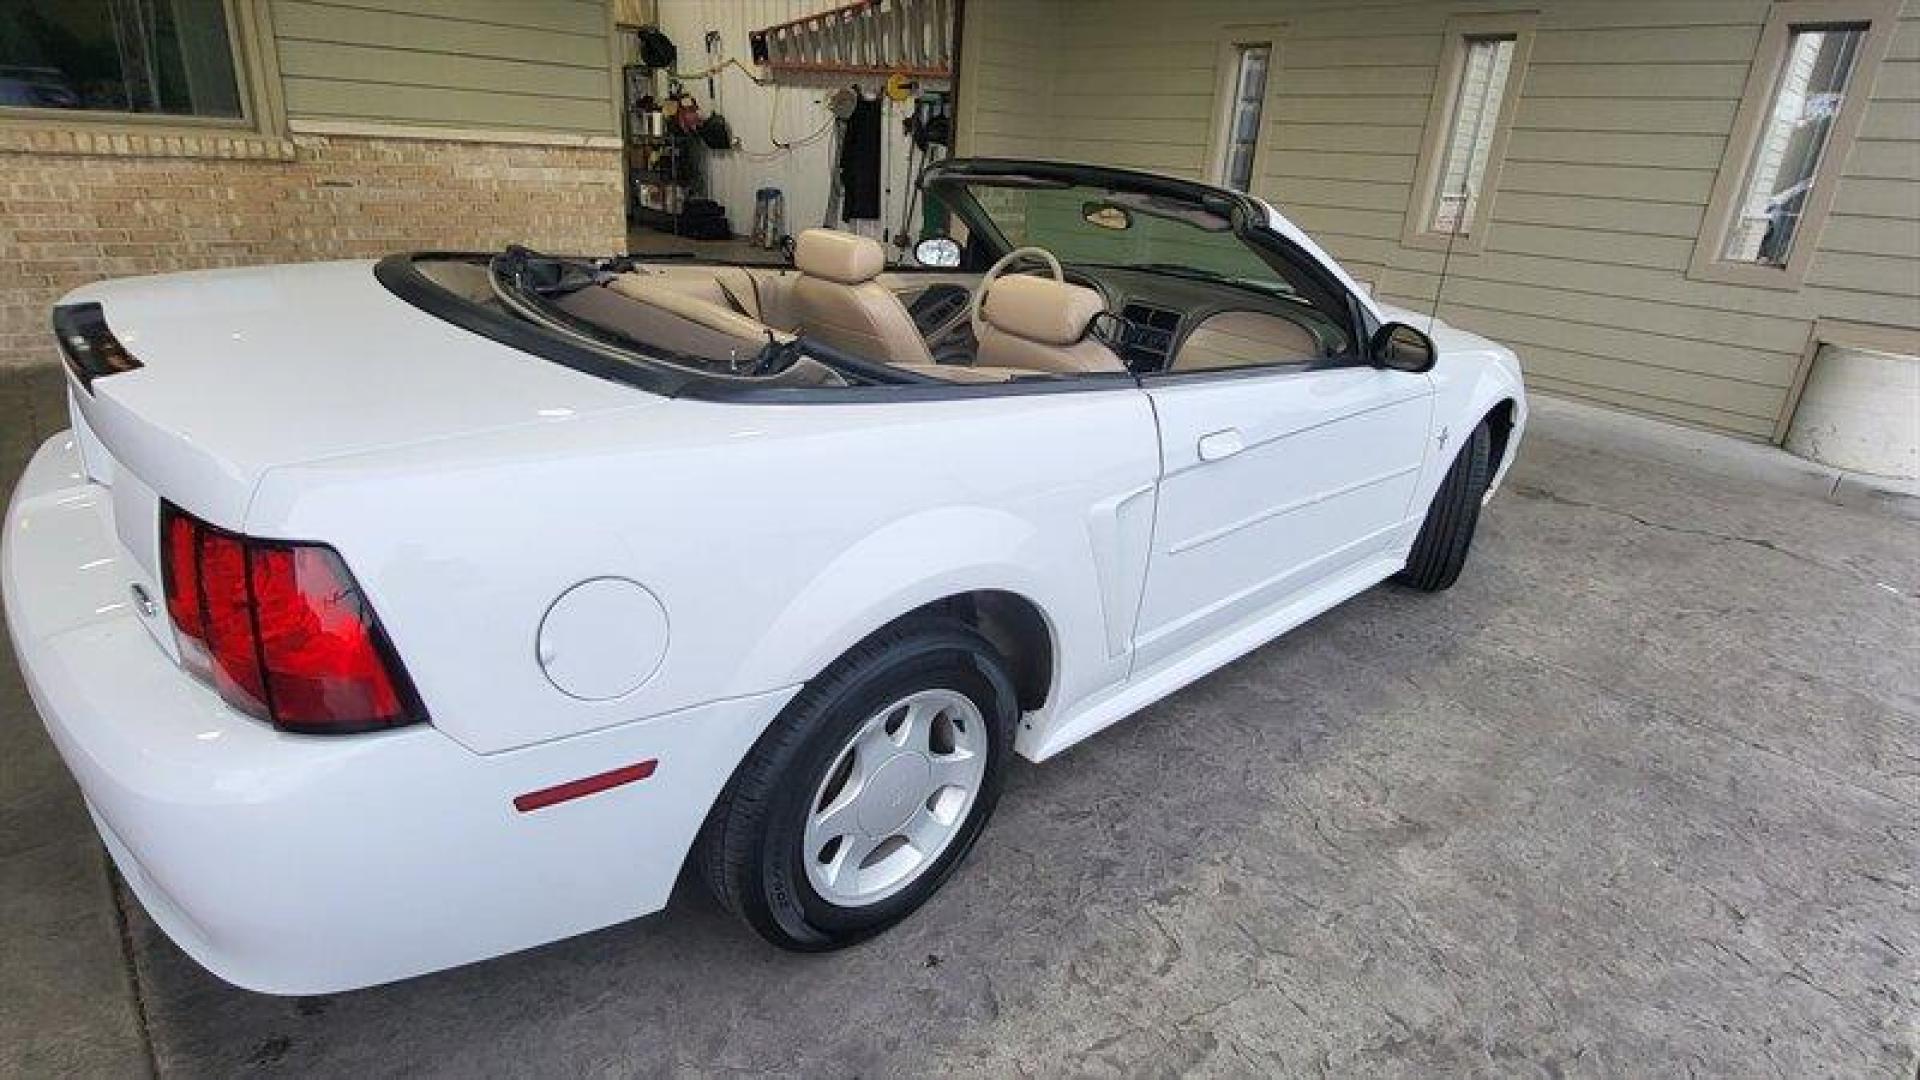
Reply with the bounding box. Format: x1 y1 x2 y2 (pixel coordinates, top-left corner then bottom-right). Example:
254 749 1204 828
1197 429 1245 462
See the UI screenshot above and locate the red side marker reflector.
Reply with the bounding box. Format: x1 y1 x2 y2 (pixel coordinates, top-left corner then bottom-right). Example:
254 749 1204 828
514 760 658 813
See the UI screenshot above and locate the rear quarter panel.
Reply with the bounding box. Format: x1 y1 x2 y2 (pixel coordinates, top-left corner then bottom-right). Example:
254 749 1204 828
245 388 1160 753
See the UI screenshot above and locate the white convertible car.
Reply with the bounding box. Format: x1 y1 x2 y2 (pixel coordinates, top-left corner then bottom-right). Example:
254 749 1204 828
3 160 1524 993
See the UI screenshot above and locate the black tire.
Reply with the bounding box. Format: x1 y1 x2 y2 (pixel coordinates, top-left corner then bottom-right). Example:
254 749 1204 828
696 616 1017 951
1395 419 1493 592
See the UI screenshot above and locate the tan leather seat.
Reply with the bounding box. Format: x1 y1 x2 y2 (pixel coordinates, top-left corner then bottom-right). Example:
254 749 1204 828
790 229 935 367
975 275 1126 375
711 267 764 321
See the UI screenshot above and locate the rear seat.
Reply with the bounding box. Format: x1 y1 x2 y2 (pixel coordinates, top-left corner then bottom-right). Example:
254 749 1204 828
605 273 790 347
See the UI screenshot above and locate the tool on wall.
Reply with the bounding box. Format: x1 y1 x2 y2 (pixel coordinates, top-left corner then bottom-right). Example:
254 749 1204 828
821 86 860 226
694 29 734 150
891 91 951 256
749 0 954 80
879 74 915 242
906 90 951 151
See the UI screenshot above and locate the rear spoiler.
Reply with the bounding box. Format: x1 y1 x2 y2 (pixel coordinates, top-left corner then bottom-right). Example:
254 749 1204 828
52 302 142 391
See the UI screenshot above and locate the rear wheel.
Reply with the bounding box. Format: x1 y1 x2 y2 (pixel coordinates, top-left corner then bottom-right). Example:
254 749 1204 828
1395 419 1493 592
697 617 1016 950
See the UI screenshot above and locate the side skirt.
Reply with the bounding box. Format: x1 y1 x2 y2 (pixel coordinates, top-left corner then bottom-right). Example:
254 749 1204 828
1016 552 1405 762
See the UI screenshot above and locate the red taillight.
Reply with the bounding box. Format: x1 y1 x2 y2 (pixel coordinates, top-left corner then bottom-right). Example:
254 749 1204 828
158 504 424 734
162 511 203 636
199 529 269 717
248 544 410 727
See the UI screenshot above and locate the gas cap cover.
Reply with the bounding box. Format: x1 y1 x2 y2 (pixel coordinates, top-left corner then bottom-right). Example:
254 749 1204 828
536 578 669 700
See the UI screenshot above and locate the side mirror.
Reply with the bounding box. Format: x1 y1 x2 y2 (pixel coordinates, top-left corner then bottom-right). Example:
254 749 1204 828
914 236 962 268
1370 322 1436 373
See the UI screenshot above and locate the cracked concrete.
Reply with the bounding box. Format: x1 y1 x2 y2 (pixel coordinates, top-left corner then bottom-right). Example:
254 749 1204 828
2 364 1916 1078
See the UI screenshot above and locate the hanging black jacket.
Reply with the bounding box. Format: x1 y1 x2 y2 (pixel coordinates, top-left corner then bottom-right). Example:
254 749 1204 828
839 93 882 221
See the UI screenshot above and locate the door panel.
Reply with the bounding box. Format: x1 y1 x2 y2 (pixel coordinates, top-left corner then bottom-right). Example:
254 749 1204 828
1133 366 1433 670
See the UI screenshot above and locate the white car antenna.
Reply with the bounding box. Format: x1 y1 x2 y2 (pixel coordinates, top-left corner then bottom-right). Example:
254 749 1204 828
1428 50 1501 335
1428 209 1463 337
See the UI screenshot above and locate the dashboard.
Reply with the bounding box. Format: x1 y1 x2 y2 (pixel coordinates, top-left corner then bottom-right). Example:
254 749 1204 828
1064 266 1355 374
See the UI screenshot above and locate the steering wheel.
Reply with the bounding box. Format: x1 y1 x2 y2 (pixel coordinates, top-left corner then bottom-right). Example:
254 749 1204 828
969 246 1065 338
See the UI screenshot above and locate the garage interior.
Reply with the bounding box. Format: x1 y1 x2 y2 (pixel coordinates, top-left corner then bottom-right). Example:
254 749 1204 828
3 0 1918 1076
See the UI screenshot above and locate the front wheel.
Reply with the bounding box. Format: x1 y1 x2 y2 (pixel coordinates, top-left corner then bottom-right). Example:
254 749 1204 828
1395 419 1493 592
697 617 1017 950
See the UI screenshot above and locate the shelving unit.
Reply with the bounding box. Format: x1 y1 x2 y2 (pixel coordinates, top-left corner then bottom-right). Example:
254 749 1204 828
622 59 698 237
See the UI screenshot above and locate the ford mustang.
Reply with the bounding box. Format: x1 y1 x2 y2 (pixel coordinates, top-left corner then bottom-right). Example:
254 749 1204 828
2 159 1524 993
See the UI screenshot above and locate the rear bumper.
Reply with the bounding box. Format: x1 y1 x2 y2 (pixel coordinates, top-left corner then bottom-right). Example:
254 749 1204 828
5 432 793 993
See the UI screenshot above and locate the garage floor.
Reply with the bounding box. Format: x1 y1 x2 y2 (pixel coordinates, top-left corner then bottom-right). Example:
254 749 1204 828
3 363 1916 1079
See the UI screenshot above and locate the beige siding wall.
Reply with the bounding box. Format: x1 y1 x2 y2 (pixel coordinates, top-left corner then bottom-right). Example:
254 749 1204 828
957 0 1065 158
959 0 1920 440
272 0 617 135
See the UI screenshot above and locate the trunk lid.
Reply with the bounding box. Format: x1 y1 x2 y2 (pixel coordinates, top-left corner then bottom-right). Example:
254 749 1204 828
64 260 653 529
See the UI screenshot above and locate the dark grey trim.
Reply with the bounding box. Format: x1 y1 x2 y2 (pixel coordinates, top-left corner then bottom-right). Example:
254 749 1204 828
680 370 1138 403
1138 363 1317 388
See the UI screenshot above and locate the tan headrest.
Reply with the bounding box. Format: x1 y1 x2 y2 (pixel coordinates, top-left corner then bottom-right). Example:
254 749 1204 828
983 275 1105 346
796 229 885 285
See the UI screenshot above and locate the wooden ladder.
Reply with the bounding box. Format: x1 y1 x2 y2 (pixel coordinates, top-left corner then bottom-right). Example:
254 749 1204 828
751 0 953 79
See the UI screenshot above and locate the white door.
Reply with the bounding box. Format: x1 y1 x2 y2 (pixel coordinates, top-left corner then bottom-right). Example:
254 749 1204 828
1131 365 1434 671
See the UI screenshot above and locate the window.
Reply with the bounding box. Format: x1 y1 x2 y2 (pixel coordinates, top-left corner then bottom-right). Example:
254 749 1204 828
1725 25 1865 264
1430 37 1515 235
1207 28 1281 193
0 0 265 127
1693 1 1897 288
1403 14 1535 255
1217 44 1271 192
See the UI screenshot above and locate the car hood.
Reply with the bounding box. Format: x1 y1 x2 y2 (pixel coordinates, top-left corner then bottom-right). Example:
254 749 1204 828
1373 301 1516 361
62 260 655 527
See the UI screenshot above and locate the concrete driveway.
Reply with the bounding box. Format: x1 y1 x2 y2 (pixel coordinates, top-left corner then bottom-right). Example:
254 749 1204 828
4 365 1915 1078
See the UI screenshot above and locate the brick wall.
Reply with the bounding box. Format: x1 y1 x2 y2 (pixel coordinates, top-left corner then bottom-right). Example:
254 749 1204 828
0 133 626 369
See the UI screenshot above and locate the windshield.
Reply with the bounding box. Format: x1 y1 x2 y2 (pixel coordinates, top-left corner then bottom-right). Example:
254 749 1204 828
959 182 1295 295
